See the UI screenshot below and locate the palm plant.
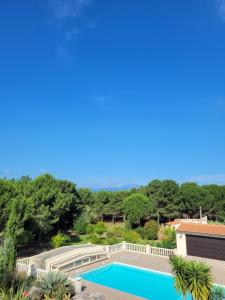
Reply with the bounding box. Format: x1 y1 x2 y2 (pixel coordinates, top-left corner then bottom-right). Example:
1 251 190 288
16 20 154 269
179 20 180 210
210 286 225 300
169 255 189 300
186 261 213 300
37 271 74 300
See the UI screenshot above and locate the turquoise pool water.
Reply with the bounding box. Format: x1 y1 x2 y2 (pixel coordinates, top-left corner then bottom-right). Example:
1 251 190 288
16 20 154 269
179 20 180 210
80 262 192 300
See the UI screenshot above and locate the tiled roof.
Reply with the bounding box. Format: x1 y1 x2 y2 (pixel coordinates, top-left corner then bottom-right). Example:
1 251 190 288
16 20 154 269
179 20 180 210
177 223 225 237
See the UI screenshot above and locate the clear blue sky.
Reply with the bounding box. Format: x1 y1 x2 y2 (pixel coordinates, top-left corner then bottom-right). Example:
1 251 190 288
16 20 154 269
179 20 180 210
0 0 225 187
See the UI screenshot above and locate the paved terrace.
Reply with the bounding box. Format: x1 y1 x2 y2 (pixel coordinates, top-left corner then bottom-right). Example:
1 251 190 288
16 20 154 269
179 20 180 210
69 251 225 300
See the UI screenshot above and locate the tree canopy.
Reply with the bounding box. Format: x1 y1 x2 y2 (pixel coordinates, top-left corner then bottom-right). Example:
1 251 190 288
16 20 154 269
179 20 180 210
0 174 225 248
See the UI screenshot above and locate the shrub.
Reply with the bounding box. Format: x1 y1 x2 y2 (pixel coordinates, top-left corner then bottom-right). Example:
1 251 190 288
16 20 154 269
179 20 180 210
73 214 89 235
17 230 34 247
161 227 176 249
209 286 225 300
51 233 71 248
124 220 132 230
94 221 107 235
103 236 120 245
135 227 146 239
86 224 95 234
111 226 125 238
0 237 16 289
37 271 74 300
144 220 158 240
123 230 141 243
88 234 102 244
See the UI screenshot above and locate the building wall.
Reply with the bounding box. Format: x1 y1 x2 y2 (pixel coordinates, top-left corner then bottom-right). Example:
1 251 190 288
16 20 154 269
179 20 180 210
176 233 187 257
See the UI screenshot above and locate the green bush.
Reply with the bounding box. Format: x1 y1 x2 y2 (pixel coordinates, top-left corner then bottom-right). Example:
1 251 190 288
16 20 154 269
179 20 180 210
94 221 107 235
144 220 158 240
124 220 132 230
37 271 74 300
103 236 120 245
161 227 176 249
111 226 125 238
123 230 141 243
135 227 145 239
209 286 225 300
86 224 95 234
17 230 34 247
73 214 89 235
51 233 71 248
88 234 102 244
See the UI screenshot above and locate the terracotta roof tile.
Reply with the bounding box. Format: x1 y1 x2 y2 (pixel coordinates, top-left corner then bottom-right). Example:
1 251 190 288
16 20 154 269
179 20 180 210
177 223 225 237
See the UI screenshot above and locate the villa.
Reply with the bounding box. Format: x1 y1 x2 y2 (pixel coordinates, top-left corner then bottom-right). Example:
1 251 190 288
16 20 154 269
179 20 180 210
17 237 225 300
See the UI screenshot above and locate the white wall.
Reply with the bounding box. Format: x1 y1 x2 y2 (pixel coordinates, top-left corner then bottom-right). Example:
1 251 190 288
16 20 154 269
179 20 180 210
176 233 187 257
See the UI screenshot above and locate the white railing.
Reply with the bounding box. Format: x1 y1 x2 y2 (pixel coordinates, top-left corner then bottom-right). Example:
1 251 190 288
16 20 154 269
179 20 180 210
36 268 47 279
109 243 124 253
17 258 30 265
149 246 175 257
16 263 29 274
15 242 176 279
108 242 175 257
126 243 146 253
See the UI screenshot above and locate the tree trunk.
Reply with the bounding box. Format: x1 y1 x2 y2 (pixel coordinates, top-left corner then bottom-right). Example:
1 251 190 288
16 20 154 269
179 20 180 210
157 210 160 225
38 231 42 247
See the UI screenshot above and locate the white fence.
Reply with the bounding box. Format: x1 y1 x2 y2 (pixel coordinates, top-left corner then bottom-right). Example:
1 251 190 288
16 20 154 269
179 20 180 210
17 258 30 265
16 242 176 279
126 243 146 253
109 242 176 257
16 263 29 273
148 246 175 257
36 268 48 279
109 243 124 253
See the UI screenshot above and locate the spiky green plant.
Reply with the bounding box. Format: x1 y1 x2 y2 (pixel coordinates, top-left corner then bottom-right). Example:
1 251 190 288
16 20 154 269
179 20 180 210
169 255 189 300
37 271 74 300
210 285 225 300
186 261 213 300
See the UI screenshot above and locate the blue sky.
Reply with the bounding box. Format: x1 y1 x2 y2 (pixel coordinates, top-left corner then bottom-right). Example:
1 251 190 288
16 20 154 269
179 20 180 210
0 0 225 187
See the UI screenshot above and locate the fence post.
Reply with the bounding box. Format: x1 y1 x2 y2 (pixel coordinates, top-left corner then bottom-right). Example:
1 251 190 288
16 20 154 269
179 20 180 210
74 277 82 294
122 241 126 250
27 265 37 276
146 244 150 255
105 245 111 258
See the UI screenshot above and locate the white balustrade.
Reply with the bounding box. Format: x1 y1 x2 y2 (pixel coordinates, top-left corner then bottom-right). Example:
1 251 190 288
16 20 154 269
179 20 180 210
36 268 47 278
17 258 30 265
109 242 175 257
109 243 124 253
16 242 176 280
16 263 29 274
149 246 175 257
126 243 146 253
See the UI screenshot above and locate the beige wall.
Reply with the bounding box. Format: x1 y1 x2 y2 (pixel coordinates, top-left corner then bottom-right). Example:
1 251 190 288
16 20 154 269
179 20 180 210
176 233 187 257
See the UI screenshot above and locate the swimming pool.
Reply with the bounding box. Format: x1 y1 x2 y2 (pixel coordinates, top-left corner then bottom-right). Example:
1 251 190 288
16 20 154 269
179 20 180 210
80 262 192 300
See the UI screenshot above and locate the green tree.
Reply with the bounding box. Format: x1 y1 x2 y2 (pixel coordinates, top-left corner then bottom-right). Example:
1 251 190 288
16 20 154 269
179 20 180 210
123 193 153 226
0 179 17 230
93 191 111 221
4 196 32 245
177 183 205 218
29 174 80 245
73 212 90 234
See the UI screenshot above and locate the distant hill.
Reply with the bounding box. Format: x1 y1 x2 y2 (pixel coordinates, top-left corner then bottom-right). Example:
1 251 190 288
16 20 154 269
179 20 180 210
90 184 140 192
